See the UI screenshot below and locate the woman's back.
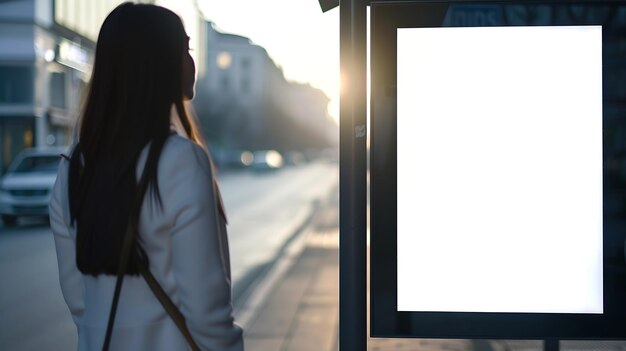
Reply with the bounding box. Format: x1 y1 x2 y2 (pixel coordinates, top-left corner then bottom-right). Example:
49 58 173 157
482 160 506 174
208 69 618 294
50 132 243 350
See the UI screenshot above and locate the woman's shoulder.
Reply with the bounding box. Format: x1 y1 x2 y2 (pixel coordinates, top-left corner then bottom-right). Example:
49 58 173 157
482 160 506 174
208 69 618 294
163 133 199 152
158 134 213 178
55 144 75 180
162 134 209 161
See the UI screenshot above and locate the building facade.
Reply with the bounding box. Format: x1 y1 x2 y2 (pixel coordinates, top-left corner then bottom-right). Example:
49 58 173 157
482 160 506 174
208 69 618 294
0 0 124 176
0 0 206 176
195 21 338 153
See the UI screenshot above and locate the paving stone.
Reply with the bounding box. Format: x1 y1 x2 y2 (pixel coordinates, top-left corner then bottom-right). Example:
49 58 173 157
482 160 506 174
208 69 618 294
244 337 284 351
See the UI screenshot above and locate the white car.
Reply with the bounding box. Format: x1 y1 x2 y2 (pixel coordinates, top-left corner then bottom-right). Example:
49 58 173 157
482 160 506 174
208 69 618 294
0 147 68 226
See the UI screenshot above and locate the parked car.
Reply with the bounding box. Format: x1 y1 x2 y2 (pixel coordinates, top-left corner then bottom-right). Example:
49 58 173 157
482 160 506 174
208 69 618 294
213 149 254 169
251 150 284 171
0 147 67 226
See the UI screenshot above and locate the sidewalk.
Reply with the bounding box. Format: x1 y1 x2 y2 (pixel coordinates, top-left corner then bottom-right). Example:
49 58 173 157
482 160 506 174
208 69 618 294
241 184 340 351
243 228 339 351
239 186 626 351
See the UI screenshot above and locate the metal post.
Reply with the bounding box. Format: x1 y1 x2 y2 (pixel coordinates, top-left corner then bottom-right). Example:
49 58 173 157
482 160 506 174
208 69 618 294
339 0 367 350
545 339 560 351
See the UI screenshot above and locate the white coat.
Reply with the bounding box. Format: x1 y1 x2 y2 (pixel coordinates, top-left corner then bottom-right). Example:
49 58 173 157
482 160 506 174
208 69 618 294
48 131 244 351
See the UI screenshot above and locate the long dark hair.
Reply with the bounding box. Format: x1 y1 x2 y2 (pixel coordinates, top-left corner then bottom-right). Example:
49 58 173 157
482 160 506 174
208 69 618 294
68 2 206 276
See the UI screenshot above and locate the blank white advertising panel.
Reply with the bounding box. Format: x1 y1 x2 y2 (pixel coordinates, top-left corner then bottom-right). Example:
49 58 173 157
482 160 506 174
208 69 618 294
397 26 603 314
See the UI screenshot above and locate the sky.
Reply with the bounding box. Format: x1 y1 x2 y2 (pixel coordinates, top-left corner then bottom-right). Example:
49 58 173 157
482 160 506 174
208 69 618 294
196 1 340 123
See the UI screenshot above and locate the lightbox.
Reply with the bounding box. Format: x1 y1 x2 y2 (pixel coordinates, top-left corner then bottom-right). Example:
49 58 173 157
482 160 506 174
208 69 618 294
370 0 626 339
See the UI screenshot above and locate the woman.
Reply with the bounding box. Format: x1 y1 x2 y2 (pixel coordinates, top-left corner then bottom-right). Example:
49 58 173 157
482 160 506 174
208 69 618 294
48 3 244 350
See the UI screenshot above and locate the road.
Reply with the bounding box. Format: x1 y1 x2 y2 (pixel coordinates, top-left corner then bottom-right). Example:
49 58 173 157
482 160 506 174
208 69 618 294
0 161 338 351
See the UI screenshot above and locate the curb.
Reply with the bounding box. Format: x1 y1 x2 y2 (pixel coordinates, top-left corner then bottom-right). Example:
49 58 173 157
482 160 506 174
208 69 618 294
232 199 321 328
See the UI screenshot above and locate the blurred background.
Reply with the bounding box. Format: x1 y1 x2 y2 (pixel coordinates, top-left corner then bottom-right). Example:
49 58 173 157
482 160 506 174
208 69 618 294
0 0 339 170
0 0 340 350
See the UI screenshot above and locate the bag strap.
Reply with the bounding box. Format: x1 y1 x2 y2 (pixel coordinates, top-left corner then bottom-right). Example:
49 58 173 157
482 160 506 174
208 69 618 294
102 223 137 351
102 150 200 351
102 166 150 351
138 264 201 351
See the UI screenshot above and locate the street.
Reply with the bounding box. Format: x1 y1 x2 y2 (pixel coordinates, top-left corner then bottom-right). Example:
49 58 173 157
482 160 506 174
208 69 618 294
0 161 338 351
